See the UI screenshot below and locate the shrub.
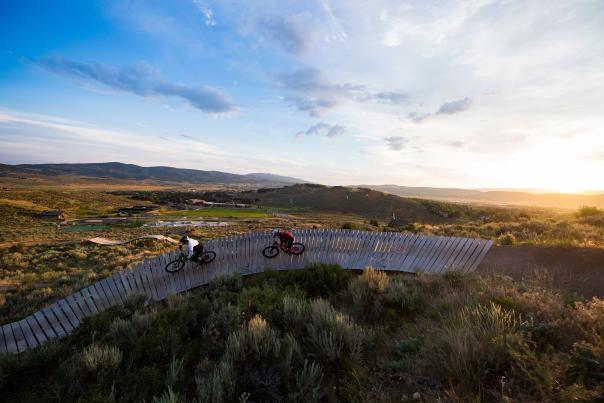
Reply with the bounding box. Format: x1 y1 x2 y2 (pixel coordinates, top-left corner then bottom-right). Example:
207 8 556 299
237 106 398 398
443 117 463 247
424 303 520 393
81 344 123 372
498 232 516 245
576 205 603 218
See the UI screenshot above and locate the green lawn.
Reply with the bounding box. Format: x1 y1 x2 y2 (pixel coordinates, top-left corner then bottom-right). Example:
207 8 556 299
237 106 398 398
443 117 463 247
159 208 269 218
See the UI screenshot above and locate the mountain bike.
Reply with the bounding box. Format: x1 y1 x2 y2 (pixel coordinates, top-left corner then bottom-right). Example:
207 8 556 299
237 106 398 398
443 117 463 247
164 249 216 273
262 240 305 258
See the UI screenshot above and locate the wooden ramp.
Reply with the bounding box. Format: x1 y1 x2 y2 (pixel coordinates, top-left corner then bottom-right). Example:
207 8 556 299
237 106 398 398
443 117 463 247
87 235 179 245
0 229 492 354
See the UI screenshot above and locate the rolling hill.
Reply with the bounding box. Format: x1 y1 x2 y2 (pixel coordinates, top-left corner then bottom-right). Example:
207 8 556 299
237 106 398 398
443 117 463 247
0 162 305 186
362 184 604 209
244 184 484 222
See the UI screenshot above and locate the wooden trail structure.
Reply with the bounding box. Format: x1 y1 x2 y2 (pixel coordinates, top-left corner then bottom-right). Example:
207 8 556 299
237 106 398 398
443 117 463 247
0 229 492 354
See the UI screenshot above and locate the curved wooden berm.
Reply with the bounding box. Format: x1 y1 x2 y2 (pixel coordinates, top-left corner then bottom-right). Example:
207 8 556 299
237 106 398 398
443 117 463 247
0 229 492 354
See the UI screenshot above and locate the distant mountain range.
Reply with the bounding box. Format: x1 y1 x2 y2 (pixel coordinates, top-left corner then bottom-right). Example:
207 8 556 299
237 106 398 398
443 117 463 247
0 162 305 185
361 185 604 209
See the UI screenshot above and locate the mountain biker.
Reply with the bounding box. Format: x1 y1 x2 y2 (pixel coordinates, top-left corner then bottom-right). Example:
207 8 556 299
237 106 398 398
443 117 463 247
180 236 203 261
272 228 294 251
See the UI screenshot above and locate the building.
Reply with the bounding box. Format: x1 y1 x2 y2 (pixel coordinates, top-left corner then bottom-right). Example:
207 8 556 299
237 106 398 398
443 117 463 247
40 210 66 219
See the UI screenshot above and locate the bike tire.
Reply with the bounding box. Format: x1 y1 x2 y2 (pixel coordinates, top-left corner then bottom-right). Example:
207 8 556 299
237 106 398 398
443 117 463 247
165 258 185 273
290 242 305 255
200 251 216 264
262 245 279 258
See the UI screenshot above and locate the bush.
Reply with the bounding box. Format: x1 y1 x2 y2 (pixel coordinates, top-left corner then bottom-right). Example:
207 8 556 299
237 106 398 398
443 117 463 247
81 344 123 372
576 205 603 218
423 303 520 393
498 232 516 245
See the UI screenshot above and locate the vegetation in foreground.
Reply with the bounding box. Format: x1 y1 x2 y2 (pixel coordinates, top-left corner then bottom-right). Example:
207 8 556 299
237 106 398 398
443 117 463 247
1 265 602 402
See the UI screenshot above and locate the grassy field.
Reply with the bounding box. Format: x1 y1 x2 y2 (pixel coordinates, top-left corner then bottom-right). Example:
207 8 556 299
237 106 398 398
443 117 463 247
1 266 602 402
160 208 270 218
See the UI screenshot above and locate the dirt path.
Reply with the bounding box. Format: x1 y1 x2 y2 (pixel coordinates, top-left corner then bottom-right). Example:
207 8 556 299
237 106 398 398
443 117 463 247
478 245 604 298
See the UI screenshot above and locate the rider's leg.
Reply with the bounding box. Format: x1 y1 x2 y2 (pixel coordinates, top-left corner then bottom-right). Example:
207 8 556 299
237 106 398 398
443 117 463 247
191 244 203 261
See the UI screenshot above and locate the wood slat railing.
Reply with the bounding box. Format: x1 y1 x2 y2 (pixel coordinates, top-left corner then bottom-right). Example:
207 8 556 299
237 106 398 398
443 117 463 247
0 229 492 354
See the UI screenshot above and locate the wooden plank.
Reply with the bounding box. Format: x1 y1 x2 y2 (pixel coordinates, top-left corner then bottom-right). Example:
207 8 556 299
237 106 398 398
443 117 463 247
400 235 428 272
33 311 58 339
98 278 119 307
138 260 157 299
0 323 8 354
50 303 74 333
25 315 47 345
18 319 38 350
149 258 167 300
427 237 460 273
353 230 368 268
72 291 93 318
64 295 86 322
109 273 128 303
466 240 493 273
80 287 100 314
441 237 470 272
1 324 17 354
90 282 110 311
361 231 381 269
10 322 27 353
344 230 361 269
386 232 410 270
396 233 418 270
409 235 436 272
418 236 446 272
448 239 479 271
57 298 81 329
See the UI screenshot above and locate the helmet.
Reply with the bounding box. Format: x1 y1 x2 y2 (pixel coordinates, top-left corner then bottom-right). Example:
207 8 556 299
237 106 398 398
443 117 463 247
271 228 279 236
180 236 190 243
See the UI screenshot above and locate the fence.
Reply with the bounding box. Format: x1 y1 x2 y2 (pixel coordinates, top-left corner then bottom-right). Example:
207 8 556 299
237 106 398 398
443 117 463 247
0 229 492 354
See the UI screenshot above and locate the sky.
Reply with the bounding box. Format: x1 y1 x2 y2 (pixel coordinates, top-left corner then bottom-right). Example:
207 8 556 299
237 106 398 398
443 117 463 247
0 0 603 192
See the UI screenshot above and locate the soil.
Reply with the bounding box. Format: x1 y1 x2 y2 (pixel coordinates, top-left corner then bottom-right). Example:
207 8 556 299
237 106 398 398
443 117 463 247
478 245 604 298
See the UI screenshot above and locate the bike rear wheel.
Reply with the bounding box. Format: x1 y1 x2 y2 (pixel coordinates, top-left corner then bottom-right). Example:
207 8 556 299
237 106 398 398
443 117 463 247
200 251 216 264
165 258 185 273
290 242 305 255
262 245 279 258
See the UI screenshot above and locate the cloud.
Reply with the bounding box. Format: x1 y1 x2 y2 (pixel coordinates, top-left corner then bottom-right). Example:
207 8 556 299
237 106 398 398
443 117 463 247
409 97 473 123
34 56 235 114
192 0 216 26
384 136 407 151
279 68 407 116
374 91 409 105
436 97 473 115
284 96 338 117
449 140 465 148
296 122 345 138
257 15 309 55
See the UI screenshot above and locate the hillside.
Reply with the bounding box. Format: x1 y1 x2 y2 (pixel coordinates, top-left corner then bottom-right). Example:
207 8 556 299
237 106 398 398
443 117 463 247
363 184 604 209
0 162 305 186
244 184 487 222
2 266 602 402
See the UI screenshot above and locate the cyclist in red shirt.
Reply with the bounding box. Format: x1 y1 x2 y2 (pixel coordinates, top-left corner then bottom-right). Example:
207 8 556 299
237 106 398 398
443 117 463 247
272 228 294 251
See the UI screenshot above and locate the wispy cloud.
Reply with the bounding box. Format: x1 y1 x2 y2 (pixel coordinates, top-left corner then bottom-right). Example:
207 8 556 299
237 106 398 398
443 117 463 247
257 15 309 55
193 0 216 26
34 57 236 114
384 136 407 151
279 68 408 116
437 97 473 115
409 97 473 123
296 122 345 138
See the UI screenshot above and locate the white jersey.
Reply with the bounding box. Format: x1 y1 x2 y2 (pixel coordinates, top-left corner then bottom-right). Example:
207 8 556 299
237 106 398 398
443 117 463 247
183 238 199 258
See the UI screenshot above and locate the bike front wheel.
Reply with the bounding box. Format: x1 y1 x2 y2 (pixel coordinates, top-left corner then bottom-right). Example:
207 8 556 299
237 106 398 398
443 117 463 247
165 258 185 273
262 245 279 258
200 251 216 264
290 242 305 255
